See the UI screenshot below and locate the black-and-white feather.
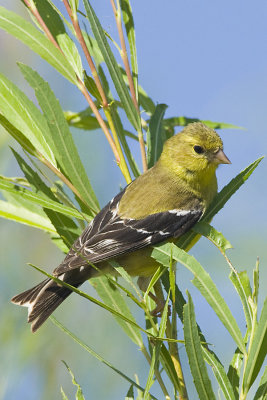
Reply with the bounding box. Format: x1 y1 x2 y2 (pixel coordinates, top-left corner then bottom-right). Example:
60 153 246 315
54 190 203 276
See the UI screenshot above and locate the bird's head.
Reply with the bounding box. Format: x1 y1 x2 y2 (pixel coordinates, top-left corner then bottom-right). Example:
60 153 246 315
160 122 231 174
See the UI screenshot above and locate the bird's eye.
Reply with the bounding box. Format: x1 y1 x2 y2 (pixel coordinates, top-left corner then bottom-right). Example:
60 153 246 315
193 145 204 154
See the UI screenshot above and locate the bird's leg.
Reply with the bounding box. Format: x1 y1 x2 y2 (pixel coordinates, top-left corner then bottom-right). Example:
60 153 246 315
137 277 171 317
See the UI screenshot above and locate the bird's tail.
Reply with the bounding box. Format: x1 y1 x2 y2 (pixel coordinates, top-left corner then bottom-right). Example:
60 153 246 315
11 278 74 332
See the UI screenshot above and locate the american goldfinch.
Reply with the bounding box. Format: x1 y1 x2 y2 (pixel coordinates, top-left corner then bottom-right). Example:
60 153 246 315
12 122 231 332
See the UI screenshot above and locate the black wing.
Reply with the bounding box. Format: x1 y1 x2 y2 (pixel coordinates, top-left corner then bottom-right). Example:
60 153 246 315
54 190 203 276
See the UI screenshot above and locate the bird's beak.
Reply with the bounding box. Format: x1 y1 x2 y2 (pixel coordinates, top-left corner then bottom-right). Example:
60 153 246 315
214 149 231 164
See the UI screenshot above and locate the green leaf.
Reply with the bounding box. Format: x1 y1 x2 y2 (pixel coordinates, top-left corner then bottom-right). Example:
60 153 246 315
243 297 267 392
0 72 56 166
57 34 83 80
0 7 76 84
83 0 140 131
147 104 168 168
32 0 66 39
62 361 85 400
138 85 155 116
143 291 170 398
202 347 236 400
51 317 159 400
12 148 81 248
64 108 102 130
84 71 102 101
0 199 56 233
61 387 69 400
193 222 233 254
18 63 99 215
151 243 246 354
227 349 243 400
109 104 141 178
176 157 264 251
0 176 90 221
252 258 259 306
183 291 216 400
125 384 134 400
0 114 37 157
253 366 267 400
162 116 243 131
120 0 138 101
229 270 253 335
90 275 143 347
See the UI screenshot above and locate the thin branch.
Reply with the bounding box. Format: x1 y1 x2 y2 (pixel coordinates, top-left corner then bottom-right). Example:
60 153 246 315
77 78 121 164
62 0 108 108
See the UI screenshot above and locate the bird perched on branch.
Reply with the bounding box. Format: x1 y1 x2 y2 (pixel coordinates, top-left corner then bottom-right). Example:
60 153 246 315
12 122 231 332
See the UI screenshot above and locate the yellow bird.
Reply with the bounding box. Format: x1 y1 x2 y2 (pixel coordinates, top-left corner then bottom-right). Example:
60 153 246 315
12 122 231 332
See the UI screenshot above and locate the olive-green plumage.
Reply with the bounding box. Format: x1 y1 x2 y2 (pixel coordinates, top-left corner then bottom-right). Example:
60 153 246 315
12 122 231 332
119 122 228 218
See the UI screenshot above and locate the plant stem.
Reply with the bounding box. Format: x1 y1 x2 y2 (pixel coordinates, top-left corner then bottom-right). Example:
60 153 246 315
141 346 171 400
154 281 189 400
62 0 108 108
77 79 121 164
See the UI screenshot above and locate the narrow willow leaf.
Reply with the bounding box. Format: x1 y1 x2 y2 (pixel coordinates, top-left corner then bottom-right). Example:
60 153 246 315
176 157 264 251
138 85 155 116
61 387 69 400
32 0 66 40
159 344 182 392
31 263 149 338
0 177 90 221
120 0 138 100
83 0 140 131
125 384 134 400
12 149 80 248
90 275 143 347
147 104 168 168
62 361 85 400
65 109 102 130
151 243 246 354
0 199 56 233
253 366 267 400
57 34 83 80
51 317 159 400
82 31 104 68
18 63 99 215
183 292 216 400
227 349 243 400
109 104 141 177
162 116 243 131
0 7 76 84
0 73 56 166
229 270 253 334
0 114 37 157
144 266 167 301
202 347 236 400
143 291 170 397
243 297 267 392
84 71 102 101
193 222 233 254
252 258 259 306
